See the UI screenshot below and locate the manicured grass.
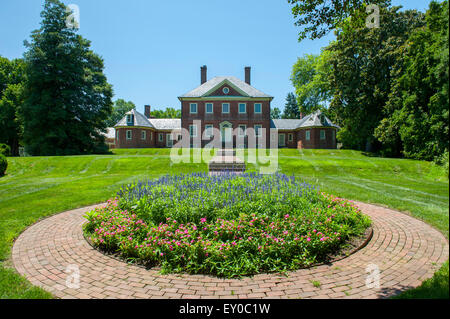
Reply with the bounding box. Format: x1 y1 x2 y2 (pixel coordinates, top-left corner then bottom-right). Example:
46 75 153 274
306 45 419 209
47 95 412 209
0 149 448 298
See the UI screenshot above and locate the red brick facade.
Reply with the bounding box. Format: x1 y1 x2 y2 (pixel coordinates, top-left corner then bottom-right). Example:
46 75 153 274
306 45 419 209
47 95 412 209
113 67 338 150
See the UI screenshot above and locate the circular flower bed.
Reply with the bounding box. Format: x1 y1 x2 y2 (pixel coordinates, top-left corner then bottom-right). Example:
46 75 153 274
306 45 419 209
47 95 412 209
83 173 371 278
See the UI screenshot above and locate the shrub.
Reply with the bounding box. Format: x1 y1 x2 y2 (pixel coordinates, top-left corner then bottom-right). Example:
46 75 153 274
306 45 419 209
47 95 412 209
0 144 11 157
84 173 371 277
0 154 7 177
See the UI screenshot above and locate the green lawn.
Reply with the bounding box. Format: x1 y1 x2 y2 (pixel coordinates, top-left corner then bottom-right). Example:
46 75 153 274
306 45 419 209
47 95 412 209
0 149 448 299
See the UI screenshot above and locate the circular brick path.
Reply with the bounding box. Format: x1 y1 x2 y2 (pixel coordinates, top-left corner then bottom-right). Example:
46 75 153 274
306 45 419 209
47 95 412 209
12 202 448 299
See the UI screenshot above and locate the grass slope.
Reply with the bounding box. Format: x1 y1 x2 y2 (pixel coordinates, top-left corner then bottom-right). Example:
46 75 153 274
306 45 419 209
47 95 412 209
0 149 448 299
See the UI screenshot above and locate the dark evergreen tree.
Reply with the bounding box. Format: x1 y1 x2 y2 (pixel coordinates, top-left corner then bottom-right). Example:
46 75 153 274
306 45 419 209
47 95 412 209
22 0 113 156
271 107 282 119
282 93 301 119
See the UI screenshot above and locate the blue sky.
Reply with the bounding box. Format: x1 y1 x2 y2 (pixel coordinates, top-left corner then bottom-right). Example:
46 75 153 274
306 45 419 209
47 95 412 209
0 0 432 114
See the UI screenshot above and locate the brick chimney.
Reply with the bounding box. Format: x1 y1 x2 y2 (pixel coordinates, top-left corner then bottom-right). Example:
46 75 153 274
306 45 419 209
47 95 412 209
201 65 207 84
245 66 251 85
144 105 151 119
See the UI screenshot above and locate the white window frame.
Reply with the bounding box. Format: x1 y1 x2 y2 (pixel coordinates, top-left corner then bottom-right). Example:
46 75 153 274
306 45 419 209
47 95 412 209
141 130 146 140
205 124 213 138
126 114 134 124
320 130 326 140
222 103 230 114
189 124 197 137
223 87 230 94
306 130 311 141
158 133 164 142
254 125 262 137
238 103 247 114
190 103 198 114
116 130 119 141
126 130 132 140
288 133 293 142
238 125 247 137
205 103 214 114
254 103 262 114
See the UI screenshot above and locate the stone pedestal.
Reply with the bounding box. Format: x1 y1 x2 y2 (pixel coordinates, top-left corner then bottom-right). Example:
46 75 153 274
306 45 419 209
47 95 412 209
208 149 246 174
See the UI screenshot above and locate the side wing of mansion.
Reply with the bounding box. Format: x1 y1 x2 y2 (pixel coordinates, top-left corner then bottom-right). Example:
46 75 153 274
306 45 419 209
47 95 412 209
111 66 339 149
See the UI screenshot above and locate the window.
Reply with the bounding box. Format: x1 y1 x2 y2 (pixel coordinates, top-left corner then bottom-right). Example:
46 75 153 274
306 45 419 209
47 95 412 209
126 114 134 125
222 103 230 114
190 103 197 114
205 103 213 114
288 133 293 142
126 130 132 140
205 124 213 138
189 125 197 137
254 125 262 137
254 103 262 114
223 87 230 94
238 125 247 137
320 130 326 140
158 133 164 142
238 103 246 114
306 130 311 141
116 130 119 141
141 130 146 140
150 132 153 140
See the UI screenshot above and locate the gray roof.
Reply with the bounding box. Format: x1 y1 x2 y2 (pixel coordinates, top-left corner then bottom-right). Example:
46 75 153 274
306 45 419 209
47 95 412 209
179 76 273 99
149 119 181 130
271 111 339 130
114 109 155 128
298 110 339 129
270 119 306 130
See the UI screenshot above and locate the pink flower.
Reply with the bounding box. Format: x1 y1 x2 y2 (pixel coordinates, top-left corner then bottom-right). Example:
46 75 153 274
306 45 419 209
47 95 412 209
200 218 207 223
307 237 311 242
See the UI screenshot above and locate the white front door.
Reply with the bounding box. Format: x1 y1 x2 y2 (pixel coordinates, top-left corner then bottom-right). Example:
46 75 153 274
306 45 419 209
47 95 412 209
220 123 232 143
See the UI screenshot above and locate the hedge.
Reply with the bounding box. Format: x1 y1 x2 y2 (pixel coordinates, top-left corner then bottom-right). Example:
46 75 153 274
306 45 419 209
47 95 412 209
0 154 7 177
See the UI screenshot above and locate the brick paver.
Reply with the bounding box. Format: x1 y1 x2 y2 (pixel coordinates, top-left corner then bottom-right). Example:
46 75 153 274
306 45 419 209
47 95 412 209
12 202 448 299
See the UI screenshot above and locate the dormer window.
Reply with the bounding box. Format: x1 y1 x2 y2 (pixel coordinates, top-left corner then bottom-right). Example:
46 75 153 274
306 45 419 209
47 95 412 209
126 114 134 125
223 87 230 94
320 114 326 125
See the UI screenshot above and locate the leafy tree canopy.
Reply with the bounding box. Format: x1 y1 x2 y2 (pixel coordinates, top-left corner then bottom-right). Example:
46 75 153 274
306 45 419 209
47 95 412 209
271 107 282 119
288 0 391 41
152 107 181 119
0 56 26 156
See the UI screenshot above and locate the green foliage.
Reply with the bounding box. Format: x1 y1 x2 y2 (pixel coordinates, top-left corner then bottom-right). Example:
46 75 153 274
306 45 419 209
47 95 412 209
105 99 136 127
375 1 449 160
0 155 7 177
85 173 371 277
151 107 181 119
21 0 113 156
288 0 391 41
291 52 333 114
0 144 11 157
0 56 25 157
271 107 281 119
282 93 301 119
325 6 425 152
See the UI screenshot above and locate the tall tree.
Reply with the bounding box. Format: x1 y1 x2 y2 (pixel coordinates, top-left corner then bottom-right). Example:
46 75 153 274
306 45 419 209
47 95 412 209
105 99 135 127
0 57 25 156
271 107 282 119
326 6 425 152
288 0 391 41
375 0 449 160
291 52 333 114
282 93 301 119
21 0 113 156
